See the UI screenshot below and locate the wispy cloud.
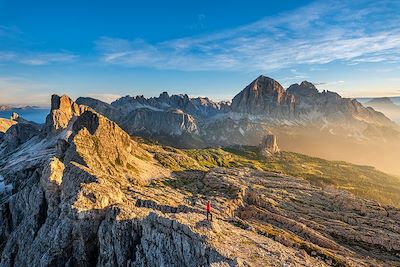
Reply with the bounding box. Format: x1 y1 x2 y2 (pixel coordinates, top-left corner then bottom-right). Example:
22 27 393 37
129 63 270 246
95 0 400 72
314 80 345 86
18 52 78 65
0 51 16 61
0 51 78 65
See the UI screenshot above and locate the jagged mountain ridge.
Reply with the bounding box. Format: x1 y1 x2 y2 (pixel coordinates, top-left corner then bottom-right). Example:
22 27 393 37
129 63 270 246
78 75 397 143
74 76 400 174
0 105 41 111
1 95 400 266
75 97 200 141
111 92 228 119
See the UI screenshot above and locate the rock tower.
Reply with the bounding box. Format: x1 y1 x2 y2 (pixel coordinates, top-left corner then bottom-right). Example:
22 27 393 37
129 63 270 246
259 134 280 156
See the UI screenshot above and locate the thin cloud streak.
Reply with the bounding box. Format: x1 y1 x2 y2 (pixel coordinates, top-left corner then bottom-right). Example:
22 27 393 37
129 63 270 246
95 0 400 72
0 51 78 65
18 52 78 65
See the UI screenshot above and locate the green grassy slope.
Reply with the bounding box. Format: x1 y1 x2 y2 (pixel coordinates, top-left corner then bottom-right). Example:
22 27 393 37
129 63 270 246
146 140 400 207
183 146 400 207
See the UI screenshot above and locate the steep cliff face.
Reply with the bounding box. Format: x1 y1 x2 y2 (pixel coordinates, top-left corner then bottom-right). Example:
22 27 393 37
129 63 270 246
230 76 395 129
44 94 88 134
77 96 201 141
0 118 16 134
231 76 296 117
120 108 199 136
76 97 122 122
1 123 41 152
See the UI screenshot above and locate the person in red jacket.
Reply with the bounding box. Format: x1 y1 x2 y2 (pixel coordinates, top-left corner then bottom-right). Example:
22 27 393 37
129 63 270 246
206 201 213 221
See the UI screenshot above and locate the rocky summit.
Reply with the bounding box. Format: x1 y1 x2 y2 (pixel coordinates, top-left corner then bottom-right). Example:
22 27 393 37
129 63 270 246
0 94 400 266
231 75 296 117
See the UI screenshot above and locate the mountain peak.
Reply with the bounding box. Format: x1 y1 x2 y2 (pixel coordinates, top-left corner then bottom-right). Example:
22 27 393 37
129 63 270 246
45 94 87 134
159 91 170 99
231 76 294 115
255 75 275 81
247 75 283 94
299 81 317 90
287 81 319 96
50 94 75 111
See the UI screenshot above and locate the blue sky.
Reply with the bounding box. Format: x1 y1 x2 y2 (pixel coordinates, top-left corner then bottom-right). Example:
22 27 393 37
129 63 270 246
0 0 400 106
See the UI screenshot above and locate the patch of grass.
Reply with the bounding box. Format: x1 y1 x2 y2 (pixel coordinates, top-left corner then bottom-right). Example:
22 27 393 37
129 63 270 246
184 148 243 168
153 148 203 172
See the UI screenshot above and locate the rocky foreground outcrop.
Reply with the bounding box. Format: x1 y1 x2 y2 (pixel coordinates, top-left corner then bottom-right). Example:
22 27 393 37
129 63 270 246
0 95 400 266
0 113 41 152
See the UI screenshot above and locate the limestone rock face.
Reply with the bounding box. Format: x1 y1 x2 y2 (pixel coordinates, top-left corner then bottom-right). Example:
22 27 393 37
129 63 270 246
0 118 16 133
2 112 41 152
1 121 41 152
44 94 87 134
112 92 226 119
121 108 199 136
76 97 121 122
231 75 296 117
286 81 319 97
286 80 394 126
77 95 201 142
259 134 280 156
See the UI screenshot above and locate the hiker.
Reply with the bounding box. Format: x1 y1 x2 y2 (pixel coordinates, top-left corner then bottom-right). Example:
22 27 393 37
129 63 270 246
206 201 213 221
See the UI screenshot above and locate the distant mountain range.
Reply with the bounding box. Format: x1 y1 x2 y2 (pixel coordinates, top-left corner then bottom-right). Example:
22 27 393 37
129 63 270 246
0 105 41 111
358 97 400 124
358 96 400 105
